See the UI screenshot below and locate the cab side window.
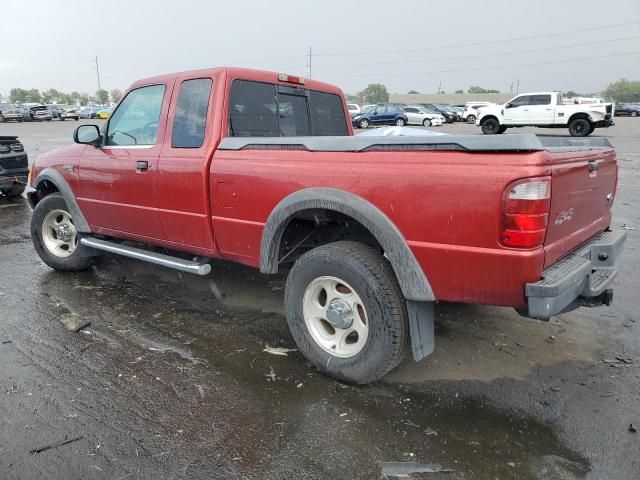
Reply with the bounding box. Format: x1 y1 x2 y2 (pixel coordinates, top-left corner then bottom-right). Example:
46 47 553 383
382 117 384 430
106 84 165 146
171 78 213 148
509 96 531 107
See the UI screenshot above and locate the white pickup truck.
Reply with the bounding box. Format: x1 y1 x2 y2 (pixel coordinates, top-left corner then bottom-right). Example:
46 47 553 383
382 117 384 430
476 91 614 137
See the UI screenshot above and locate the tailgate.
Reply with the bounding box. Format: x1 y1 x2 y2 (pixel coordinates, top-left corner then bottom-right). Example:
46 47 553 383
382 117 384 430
544 148 617 267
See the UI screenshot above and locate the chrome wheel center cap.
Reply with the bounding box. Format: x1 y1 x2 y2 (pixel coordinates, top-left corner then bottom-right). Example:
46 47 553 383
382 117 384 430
57 224 73 242
326 299 354 329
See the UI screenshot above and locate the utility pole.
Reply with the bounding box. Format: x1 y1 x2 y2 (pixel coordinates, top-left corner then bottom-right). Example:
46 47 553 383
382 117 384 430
516 79 520 94
95 55 102 92
307 47 312 78
437 81 442 94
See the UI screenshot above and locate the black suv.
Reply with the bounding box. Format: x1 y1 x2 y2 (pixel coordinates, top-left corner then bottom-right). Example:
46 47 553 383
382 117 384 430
614 103 640 117
0 136 28 198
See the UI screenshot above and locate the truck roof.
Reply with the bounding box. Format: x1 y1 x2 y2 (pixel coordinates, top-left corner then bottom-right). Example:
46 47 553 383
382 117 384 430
129 67 344 96
512 91 561 96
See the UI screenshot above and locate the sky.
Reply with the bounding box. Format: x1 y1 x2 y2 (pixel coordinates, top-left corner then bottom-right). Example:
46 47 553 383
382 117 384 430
2 0 640 97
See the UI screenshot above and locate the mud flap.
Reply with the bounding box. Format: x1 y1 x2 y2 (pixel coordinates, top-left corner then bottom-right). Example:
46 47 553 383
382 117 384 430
406 300 435 362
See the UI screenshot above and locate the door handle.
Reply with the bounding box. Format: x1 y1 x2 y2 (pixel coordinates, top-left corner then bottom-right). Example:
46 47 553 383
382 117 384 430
136 161 150 170
588 160 599 172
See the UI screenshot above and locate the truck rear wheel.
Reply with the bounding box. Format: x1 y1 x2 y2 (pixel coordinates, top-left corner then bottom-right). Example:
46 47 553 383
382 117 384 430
568 118 592 137
284 241 409 384
481 117 501 134
31 193 94 272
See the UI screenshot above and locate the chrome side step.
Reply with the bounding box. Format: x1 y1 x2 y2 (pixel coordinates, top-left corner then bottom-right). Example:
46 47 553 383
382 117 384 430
80 237 211 276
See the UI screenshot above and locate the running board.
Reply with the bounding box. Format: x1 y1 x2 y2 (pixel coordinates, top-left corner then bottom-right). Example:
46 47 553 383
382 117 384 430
80 237 211 276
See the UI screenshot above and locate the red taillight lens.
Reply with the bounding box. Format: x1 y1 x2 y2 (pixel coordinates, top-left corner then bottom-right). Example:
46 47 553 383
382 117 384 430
501 177 551 248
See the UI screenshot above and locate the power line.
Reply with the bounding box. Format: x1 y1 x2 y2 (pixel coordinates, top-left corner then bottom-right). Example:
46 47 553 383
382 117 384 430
328 50 640 78
314 20 640 58
315 35 640 68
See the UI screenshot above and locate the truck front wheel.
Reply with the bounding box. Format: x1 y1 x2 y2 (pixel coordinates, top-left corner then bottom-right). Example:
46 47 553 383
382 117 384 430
31 193 94 271
568 118 592 137
481 117 502 134
284 241 409 384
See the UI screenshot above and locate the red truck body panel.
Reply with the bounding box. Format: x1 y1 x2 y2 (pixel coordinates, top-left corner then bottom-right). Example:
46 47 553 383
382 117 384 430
29 67 618 310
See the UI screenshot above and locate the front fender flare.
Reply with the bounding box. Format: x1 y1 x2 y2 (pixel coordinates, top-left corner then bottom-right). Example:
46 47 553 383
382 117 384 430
260 187 435 302
30 168 91 233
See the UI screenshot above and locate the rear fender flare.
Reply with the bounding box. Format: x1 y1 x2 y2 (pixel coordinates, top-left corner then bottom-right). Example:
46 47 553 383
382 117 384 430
30 167 91 233
260 187 435 302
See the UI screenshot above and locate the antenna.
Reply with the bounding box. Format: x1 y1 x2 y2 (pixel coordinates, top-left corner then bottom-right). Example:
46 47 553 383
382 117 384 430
307 46 312 78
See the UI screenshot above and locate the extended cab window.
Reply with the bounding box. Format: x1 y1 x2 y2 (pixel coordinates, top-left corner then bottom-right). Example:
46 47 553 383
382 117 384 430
171 78 213 148
106 84 165 146
229 80 348 137
530 95 551 105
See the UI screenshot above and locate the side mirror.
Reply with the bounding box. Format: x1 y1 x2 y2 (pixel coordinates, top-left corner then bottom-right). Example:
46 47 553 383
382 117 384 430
73 124 101 145
505 103 513 109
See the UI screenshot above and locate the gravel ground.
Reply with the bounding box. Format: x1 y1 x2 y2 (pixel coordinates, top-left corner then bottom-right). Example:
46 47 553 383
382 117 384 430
0 118 638 479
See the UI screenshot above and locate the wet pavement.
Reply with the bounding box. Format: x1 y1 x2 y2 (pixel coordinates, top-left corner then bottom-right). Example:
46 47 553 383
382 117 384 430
1 119 639 479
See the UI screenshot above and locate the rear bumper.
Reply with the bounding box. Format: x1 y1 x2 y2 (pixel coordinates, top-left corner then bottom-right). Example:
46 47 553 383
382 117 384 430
523 230 626 319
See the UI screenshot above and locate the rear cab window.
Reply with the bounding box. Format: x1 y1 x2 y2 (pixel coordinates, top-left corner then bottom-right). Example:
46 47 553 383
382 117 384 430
229 79 348 137
171 78 213 148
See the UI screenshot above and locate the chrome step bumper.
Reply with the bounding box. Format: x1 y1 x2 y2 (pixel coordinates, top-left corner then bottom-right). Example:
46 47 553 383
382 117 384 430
80 237 211 276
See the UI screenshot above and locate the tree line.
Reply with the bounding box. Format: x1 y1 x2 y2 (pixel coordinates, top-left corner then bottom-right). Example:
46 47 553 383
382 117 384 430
345 79 640 104
7 88 123 106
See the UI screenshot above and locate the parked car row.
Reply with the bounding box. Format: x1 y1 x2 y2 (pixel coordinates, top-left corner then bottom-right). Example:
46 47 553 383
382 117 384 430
350 103 448 128
348 101 501 128
0 103 113 122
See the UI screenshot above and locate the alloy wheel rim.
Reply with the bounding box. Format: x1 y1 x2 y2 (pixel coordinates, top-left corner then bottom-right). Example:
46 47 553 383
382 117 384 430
302 276 369 358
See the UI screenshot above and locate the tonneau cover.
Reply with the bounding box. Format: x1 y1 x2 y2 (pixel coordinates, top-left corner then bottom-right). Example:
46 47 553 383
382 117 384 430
219 133 613 153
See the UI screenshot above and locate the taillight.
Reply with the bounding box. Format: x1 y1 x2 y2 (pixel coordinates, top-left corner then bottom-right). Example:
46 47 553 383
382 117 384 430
501 177 551 248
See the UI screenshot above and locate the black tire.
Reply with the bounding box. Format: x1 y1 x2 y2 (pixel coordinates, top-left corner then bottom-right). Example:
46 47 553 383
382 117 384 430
395 118 406 127
31 193 93 272
568 118 591 137
75 117 79 121
422 118 432 127
467 114 476 124
285 241 409 385
631 111 638 117
358 118 370 129
1 183 26 198
481 117 501 134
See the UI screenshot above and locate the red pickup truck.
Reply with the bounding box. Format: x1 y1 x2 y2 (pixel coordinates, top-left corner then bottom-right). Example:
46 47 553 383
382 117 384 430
27 68 626 384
